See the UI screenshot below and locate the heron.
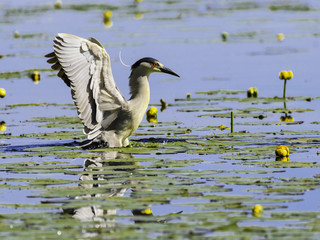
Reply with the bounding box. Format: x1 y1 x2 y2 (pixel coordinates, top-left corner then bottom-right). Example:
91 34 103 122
45 33 179 148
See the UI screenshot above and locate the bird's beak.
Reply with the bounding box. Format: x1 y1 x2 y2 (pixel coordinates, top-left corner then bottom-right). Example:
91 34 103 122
159 67 180 77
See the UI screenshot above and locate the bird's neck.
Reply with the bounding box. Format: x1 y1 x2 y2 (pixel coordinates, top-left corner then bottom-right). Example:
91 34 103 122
128 72 151 131
129 72 150 103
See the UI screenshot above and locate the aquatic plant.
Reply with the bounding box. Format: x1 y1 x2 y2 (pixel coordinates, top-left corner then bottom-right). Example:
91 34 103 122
103 10 113 27
13 30 19 38
247 87 258 98
221 32 228 42
160 98 167 111
277 33 285 41
218 124 229 131
0 121 6 131
279 70 293 99
230 111 234 133
147 106 158 123
252 204 263 217
30 70 40 84
0 88 6 98
275 145 289 157
55 0 62 9
104 10 112 20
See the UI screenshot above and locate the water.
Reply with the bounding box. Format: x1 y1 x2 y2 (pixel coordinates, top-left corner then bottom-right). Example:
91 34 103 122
1 0 320 239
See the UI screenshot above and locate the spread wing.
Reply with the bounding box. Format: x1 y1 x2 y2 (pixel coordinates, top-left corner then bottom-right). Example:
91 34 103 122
45 33 128 139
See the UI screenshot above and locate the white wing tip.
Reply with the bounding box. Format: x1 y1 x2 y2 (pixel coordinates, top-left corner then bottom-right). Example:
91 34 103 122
85 127 102 140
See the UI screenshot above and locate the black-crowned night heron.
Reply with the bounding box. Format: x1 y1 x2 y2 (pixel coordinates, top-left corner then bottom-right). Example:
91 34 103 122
45 33 179 148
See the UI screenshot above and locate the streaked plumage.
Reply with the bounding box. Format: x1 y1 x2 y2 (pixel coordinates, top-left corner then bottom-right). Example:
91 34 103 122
46 33 179 148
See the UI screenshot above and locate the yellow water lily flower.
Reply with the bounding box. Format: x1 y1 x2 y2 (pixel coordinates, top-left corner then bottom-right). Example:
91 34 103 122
252 204 263 217
30 70 40 83
147 107 158 123
221 32 228 42
103 10 113 20
0 88 6 98
279 70 293 80
247 87 258 98
147 107 158 117
185 129 192 134
0 121 6 131
277 33 285 41
55 0 62 9
14 30 20 38
275 145 289 157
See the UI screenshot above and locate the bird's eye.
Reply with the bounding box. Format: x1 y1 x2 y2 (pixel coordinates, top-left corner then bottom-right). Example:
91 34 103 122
153 62 159 67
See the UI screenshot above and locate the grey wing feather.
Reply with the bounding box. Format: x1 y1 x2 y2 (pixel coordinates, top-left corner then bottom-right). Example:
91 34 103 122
46 33 128 139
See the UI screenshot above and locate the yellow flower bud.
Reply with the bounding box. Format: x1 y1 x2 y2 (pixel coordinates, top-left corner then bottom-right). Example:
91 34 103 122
185 129 192 134
221 32 228 42
247 87 258 98
279 71 293 80
147 107 158 117
160 98 167 111
0 88 6 98
55 0 62 9
275 145 289 157
103 10 113 20
147 107 158 123
277 33 285 41
219 124 229 130
30 71 40 83
14 30 20 38
252 204 263 217
0 121 6 131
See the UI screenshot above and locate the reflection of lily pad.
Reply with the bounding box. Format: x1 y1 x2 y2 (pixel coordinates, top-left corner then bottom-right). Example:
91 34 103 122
177 106 232 112
236 121 304 126
198 112 269 118
196 89 246 95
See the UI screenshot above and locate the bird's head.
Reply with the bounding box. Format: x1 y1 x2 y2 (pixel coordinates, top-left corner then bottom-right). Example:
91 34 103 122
131 57 180 78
